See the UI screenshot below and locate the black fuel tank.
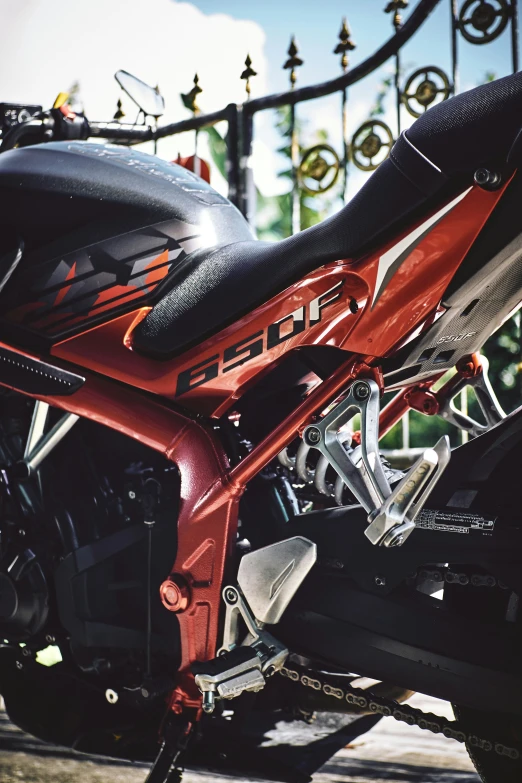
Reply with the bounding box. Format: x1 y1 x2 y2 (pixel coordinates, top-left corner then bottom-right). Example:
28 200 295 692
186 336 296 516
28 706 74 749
0 142 253 344
0 141 252 253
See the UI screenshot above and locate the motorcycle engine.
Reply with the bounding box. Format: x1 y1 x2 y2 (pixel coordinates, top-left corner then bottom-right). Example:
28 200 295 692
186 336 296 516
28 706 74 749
0 392 181 755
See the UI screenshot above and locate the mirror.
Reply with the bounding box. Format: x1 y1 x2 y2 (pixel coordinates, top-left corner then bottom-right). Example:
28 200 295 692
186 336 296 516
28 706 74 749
115 70 165 119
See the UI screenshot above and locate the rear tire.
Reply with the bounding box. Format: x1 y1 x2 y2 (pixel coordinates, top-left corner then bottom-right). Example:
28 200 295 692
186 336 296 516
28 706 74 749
444 575 522 781
452 705 522 783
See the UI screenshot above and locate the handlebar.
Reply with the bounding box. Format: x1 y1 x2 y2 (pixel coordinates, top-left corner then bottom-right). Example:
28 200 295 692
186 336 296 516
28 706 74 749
88 121 153 143
0 116 50 152
0 110 154 153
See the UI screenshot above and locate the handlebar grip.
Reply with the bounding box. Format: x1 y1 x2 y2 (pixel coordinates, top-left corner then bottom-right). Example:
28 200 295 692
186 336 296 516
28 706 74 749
88 121 153 143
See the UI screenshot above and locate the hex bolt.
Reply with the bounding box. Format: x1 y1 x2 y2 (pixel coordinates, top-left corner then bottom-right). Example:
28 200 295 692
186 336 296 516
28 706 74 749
22 647 32 657
45 634 56 644
15 661 23 670
374 575 386 587
353 382 370 401
474 168 501 190
224 587 238 605
128 490 136 500
202 691 216 714
105 688 119 705
305 427 322 446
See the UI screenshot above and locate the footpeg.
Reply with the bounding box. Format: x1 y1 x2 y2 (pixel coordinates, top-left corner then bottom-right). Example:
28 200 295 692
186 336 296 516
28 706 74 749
193 647 266 713
302 379 451 547
194 538 316 712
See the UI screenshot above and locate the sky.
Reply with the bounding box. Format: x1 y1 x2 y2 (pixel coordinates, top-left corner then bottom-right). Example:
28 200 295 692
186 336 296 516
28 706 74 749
0 0 519 210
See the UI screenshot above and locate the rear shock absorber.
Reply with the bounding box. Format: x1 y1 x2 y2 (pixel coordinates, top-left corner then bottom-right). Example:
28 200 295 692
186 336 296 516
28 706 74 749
278 431 353 505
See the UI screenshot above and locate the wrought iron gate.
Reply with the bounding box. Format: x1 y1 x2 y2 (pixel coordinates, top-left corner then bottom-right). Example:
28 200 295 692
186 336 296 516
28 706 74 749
103 0 520 231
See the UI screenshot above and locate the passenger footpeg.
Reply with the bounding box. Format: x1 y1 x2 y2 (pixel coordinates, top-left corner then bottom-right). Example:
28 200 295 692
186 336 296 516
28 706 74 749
193 538 316 712
365 436 450 547
302 379 451 547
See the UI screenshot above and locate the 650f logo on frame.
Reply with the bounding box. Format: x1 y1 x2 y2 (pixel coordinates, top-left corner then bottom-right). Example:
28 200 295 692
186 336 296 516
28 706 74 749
176 281 346 397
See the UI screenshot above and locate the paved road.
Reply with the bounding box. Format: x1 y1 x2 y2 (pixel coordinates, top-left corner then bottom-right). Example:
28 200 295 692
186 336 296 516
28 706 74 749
0 695 479 783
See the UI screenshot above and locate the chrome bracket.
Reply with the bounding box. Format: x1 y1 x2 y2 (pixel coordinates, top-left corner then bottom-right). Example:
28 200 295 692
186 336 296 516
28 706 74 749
195 538 316 713
439 355 505 438
302 380 391 513
195 585 288 714
302 380 451 547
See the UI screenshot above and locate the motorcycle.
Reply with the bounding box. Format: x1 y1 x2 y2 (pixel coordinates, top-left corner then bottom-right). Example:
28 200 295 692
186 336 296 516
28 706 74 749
0 67 522 783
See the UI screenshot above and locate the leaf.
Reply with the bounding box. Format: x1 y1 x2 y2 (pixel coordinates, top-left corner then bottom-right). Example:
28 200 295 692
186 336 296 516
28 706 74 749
202 126 228 180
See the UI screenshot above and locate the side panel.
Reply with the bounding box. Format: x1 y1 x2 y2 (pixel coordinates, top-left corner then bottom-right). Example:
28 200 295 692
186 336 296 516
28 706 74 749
51 183 506 417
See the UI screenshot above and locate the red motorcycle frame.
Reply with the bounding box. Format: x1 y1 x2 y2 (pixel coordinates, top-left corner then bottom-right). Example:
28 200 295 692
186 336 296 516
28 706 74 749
0 179 510 715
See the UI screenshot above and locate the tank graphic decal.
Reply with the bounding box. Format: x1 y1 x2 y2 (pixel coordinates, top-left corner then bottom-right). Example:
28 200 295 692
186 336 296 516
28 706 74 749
2 219 207 339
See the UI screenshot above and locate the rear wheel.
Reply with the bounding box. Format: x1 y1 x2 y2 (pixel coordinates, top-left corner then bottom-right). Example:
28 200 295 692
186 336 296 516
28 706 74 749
445 574 522 782
452 705 522 783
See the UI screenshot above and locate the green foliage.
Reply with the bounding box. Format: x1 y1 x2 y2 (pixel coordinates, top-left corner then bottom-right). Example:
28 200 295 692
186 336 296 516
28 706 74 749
369 75 394 117
256 106 338 239
483 314 522 413
203 126 228 180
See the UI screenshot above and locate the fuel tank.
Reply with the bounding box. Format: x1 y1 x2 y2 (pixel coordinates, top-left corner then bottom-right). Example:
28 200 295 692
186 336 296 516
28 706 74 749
0 142 252 343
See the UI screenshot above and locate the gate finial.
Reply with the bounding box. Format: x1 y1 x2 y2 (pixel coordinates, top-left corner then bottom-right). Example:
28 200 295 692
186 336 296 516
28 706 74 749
334 17 356 72
241 54 257 98
113 98 125 122
384 0 409 29
181 74 203 115
284 36 304 88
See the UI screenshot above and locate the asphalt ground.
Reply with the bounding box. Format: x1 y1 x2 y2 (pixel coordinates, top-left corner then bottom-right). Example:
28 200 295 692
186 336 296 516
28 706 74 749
0 695 479 783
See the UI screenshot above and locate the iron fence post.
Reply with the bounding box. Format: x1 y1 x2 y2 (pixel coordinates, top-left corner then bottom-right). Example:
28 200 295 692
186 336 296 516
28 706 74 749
512 0 520 73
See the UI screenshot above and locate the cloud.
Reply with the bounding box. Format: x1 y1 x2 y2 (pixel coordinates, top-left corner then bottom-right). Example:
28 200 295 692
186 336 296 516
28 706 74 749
0 0 267 128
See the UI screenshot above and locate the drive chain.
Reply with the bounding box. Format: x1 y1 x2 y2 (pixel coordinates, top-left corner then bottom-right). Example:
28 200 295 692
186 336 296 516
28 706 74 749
416 566 509 589
279 664 521 762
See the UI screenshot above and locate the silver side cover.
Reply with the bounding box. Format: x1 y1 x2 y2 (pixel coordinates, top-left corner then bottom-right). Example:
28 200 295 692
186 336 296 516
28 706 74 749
237 536 317 625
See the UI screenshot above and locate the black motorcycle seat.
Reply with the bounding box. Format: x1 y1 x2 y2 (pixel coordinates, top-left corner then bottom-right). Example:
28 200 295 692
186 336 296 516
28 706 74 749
133 72 522 359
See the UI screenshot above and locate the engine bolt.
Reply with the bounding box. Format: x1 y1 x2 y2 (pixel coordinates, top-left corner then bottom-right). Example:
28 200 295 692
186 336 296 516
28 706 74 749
353 382 370 401
22 647 32 657
374 575 386 587
15 661 23 670
105 688 119 704
45 634 56 644
160 575 191 613
305 427 321 446
128 490 136 499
